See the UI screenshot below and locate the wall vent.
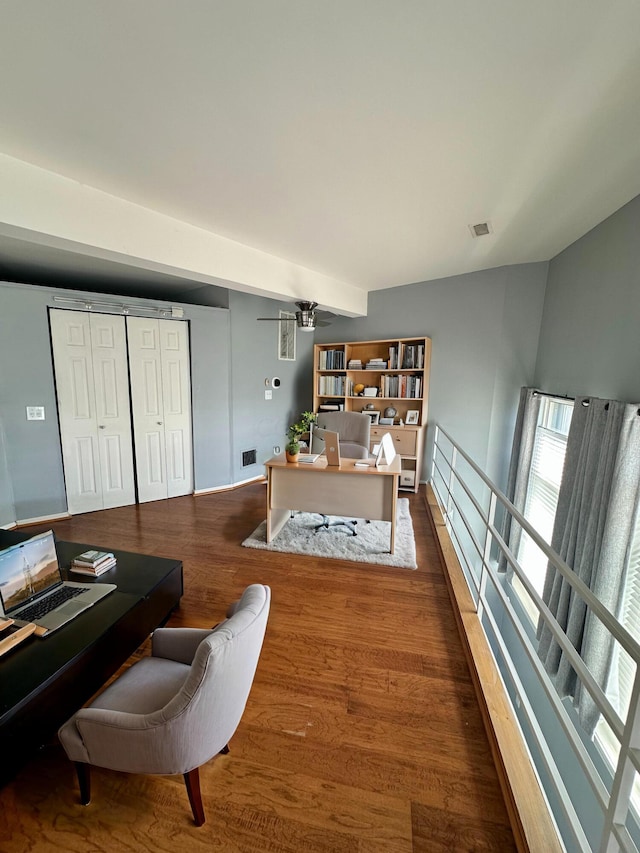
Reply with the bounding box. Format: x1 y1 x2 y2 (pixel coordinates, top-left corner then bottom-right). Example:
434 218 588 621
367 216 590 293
469 221 492 238
242 449 257 467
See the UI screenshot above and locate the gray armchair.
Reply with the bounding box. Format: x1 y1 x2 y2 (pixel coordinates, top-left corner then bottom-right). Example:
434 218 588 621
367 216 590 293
58 584 271 826
314 411 371 459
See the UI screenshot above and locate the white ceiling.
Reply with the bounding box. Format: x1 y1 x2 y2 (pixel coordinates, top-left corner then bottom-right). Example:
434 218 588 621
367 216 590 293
1 1 640 310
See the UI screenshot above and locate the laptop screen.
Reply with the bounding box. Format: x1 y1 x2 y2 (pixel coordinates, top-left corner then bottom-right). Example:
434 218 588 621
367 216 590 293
0 530 62 615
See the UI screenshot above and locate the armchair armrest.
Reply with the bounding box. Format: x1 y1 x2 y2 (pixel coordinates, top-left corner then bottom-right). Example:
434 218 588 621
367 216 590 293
151 627 213 664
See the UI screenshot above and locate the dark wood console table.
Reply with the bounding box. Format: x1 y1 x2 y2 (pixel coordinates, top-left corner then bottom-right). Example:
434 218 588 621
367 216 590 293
0 541 183 785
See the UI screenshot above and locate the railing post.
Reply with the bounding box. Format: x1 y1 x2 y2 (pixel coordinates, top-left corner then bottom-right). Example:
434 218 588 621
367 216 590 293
446 446 458 530
600 664 640 853
477 492 497 621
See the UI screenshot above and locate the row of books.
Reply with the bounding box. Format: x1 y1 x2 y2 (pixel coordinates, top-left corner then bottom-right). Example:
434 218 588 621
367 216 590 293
343 376 422 397
318 349 345 370
381 374 422 398
70 549 116 577
400 344 425 369
388 343 425 370
317 375 346 396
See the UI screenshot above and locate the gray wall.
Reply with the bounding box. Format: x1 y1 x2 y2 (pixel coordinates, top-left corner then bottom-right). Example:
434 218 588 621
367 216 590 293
228 291 314 484
316 262 548 489
535 193 640 401
0 281 309 525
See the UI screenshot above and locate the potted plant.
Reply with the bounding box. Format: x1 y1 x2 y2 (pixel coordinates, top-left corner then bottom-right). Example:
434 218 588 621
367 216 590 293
285 411 317 462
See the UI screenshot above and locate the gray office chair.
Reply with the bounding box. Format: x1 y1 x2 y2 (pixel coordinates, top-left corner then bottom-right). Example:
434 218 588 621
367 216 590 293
313 411 371 535
58 584 271 826
313 411 371 460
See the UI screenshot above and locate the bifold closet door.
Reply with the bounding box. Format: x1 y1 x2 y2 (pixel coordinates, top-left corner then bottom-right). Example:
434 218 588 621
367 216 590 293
50 309 136 514
127 317 193 503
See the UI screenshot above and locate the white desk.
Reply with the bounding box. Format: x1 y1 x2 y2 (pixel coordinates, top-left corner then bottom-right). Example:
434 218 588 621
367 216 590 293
265 454 402 554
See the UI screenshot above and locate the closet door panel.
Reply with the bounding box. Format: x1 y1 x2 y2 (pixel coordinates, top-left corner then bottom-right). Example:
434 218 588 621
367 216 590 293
127 317 169 504
50 310 103 514
160 319 192 498
89 314 136 509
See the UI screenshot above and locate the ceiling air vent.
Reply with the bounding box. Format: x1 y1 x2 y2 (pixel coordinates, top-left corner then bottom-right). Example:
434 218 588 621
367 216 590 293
469 221 492 238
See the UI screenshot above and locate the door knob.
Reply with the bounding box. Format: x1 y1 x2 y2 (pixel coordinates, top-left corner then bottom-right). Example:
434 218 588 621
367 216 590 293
157 421 163 426
98 425 105 430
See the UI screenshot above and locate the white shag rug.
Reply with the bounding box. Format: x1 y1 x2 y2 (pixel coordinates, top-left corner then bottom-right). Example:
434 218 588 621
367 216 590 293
242 498 417 569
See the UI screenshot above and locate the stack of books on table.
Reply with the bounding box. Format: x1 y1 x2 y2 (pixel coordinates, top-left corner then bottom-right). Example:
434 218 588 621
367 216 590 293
71 549 116 576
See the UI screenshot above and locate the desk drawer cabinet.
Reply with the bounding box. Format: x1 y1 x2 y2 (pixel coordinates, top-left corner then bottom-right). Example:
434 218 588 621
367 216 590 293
371 426 417 456
370 426 422 493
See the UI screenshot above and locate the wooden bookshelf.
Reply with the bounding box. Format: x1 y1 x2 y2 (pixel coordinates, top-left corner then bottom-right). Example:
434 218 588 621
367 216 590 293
313 336 431 493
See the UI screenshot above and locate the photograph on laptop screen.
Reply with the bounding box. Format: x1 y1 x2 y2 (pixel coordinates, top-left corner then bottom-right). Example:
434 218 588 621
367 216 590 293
0 531 59 613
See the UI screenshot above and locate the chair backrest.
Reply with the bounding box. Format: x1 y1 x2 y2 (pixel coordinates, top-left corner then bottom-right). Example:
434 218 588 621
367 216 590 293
314 412 371 459
152 583 270 769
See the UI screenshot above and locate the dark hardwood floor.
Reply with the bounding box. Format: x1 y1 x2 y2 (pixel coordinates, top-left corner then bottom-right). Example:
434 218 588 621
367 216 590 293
0 484 516 852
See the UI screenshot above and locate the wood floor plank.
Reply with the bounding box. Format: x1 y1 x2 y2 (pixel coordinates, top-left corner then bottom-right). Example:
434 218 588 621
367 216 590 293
1 484 516 851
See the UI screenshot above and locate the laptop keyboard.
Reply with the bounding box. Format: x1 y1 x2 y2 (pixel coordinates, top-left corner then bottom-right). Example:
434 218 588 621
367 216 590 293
18 586 84 622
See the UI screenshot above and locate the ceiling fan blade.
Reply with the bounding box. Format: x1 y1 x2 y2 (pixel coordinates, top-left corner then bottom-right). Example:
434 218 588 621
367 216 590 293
315 319 332 327
256 317 296 321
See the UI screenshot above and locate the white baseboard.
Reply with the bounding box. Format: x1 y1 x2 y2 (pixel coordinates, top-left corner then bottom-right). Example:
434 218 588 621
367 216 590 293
194 475 266 496
15 511 72 527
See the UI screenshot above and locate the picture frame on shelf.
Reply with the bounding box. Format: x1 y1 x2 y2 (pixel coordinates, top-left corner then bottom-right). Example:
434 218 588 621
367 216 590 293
364 410 380 425
406 410 420 425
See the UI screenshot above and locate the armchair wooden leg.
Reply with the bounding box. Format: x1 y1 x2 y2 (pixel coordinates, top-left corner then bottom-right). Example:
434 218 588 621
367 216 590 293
184 767 205 826
219 744 230 755
75 762 91 805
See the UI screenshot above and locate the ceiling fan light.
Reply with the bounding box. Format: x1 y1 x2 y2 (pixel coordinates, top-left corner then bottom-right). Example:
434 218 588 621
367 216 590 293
296 310 316 331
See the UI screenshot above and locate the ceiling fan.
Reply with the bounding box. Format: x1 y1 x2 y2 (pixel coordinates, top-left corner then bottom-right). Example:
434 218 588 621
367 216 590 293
257 300 332 332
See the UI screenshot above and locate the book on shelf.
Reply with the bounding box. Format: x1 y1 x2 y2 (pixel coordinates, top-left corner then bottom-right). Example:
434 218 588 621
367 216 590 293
366 359 387 369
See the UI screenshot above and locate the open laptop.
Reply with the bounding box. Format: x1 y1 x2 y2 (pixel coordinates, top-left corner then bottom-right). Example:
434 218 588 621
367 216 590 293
0 529 116 636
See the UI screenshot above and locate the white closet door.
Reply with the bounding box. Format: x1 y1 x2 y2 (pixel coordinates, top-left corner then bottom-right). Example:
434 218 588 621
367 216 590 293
90 314 136 508
159 319 193 498
127 317 193 503
50 310 135 514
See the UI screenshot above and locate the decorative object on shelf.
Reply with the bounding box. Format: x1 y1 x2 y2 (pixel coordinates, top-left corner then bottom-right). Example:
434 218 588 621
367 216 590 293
364 410 380 425
379 417 394 425
285 411 317 462
384 406 397 419
353 383 365 396
363 387 378 397
405 410 420 425
363 402 376 410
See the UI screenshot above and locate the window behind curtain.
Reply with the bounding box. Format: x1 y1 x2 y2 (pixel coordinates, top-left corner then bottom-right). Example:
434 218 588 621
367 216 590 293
512 396 574 624
596 513 640 792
